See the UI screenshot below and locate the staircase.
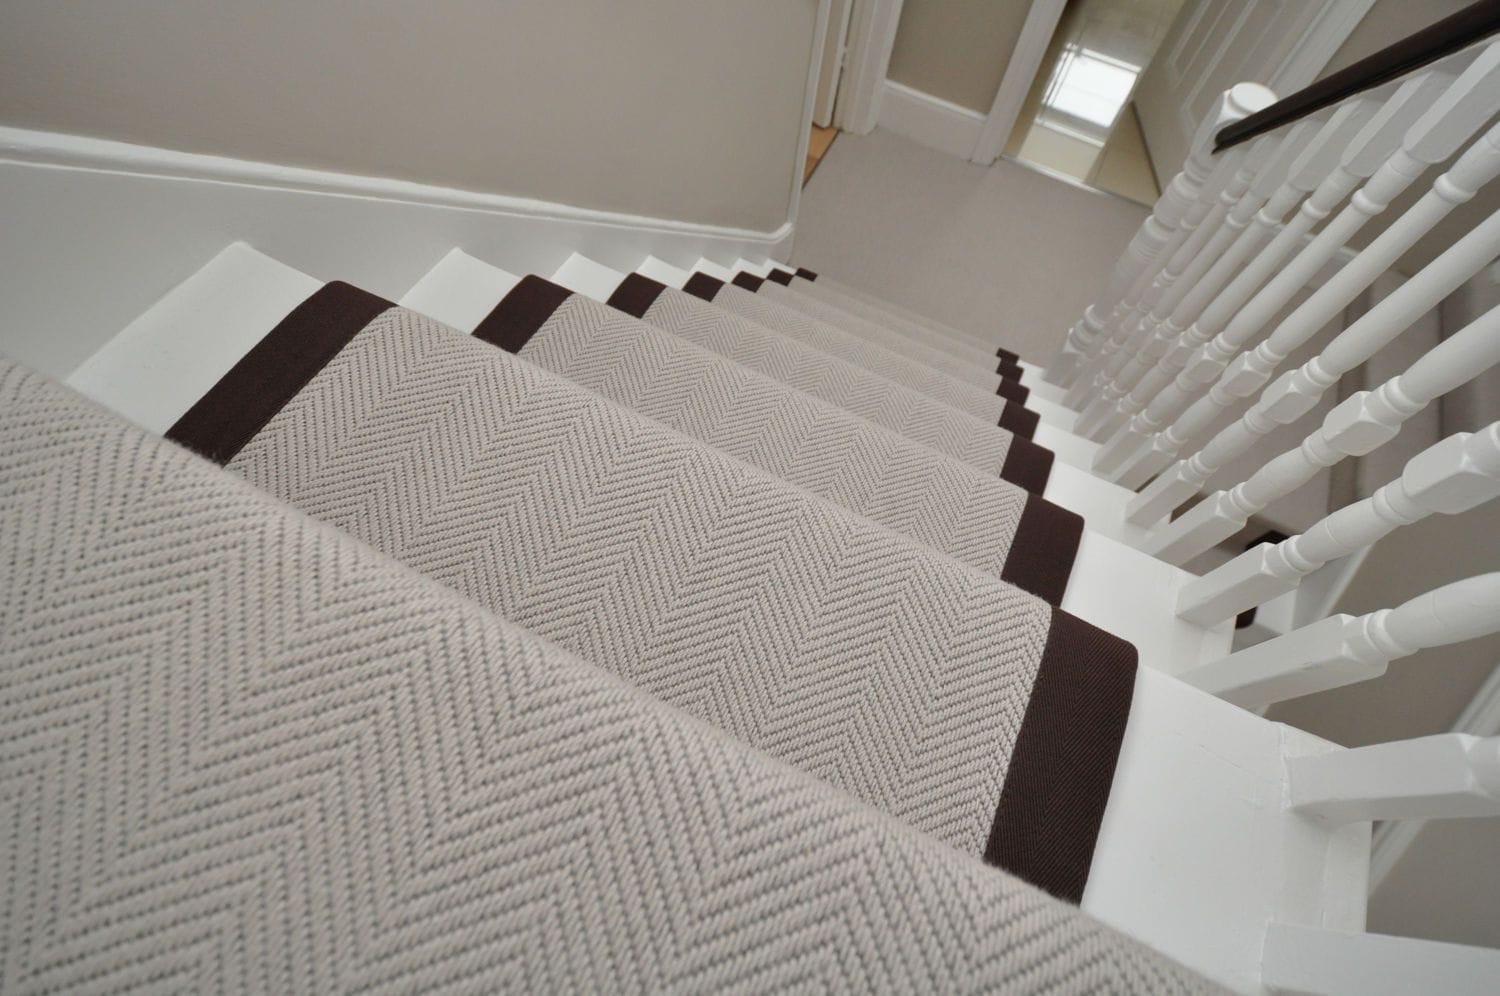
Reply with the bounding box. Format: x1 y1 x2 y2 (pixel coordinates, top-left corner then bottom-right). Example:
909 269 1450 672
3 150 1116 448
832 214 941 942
6 6 1500 995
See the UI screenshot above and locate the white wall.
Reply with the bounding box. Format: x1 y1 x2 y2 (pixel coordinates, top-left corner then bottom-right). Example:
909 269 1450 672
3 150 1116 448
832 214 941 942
0 0 820 233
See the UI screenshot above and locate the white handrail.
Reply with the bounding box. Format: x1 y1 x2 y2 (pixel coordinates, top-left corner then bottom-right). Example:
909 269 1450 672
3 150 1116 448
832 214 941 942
1176 424 1500 625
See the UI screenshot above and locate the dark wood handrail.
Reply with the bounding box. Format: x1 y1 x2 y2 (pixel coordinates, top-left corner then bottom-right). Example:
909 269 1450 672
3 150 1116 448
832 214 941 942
1213 0 1500 152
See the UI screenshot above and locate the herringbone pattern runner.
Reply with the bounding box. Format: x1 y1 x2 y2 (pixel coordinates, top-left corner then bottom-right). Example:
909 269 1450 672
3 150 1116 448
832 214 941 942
0 361 1210 993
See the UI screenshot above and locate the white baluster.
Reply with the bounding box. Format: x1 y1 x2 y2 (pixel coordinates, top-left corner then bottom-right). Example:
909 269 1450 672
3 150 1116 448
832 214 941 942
1144 294 1500 565
1057 84 1275 402
1086 117 1332 456
1082 106 1376 446
1128 49 1500 522
1263 922 1500 996
1071 133 1277 439
1111 66 1478 503
1176 424 1500 625
1290 730 1500 824
1182 574 1500 708
1130 131 1500 518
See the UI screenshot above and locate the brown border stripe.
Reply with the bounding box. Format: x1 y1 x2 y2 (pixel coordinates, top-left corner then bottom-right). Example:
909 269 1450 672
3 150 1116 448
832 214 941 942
996 347 1020 363
999 437 1053 493
997 359 1025 380
996 378 1030 405
732 272 765 292
1000 494 1081 606
683 272 725 301
166 281 392 465
473 276 572 353
606 272 668 319
984 608 1137 902
766 268 795 285
795 267 819 281
999 401 1040 439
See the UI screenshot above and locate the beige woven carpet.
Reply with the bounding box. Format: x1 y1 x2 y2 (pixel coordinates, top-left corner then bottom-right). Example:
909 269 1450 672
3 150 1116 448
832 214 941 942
166 288 1138 900
789 128 1150 362
0 361 1212 992
475 281 1080 603
631 282 1050 489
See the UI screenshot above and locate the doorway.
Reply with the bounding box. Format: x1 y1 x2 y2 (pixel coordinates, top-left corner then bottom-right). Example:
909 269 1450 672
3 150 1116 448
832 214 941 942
1004 0 1186 204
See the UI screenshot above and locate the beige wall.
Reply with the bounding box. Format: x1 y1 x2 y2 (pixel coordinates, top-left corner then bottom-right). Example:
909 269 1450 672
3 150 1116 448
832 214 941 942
1315 0 1490 274
1320 0 1473 77
887 0 1031 112
0 0 820 232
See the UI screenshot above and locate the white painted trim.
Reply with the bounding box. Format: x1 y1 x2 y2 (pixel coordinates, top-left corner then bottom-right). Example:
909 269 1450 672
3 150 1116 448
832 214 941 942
813 0 853 127
0 128 792 248
786 0 834 261
875 80 986 159
1369 660 1500 890
972 0 1069 166
0 126 795 380
1269 0 1380 93
835 0 904 134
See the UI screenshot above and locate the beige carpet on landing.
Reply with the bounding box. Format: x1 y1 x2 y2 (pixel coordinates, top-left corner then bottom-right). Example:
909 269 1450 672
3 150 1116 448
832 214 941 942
790 128 1150 363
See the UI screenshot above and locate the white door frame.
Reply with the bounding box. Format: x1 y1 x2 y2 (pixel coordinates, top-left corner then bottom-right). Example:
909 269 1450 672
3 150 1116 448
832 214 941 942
972 0 1070 165
833 0 903 134
838 0 1374 168
814 0 855 126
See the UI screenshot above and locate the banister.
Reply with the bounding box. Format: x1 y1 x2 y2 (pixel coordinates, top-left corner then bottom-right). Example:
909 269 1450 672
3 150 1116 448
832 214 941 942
1213 0 1500 153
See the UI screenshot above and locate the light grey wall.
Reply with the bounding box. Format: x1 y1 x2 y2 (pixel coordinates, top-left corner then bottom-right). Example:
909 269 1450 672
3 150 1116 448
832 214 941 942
0 0 820 232
886 0 1032 112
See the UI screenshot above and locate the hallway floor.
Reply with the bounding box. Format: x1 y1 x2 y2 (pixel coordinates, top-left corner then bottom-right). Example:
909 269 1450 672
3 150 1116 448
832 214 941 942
789 127 1148 362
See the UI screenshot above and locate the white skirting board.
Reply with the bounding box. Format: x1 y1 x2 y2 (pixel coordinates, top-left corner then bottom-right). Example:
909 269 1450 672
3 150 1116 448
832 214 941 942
0 126 793 381
875 80 987 160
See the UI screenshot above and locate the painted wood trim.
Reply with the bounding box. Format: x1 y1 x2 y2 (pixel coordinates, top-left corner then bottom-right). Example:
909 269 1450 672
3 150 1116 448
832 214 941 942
971 0 1070 166
875 80 986 159
786 0 835 258
813 0 853 126
835 0 904 134
0 127 794 246
1369 660 1500 889
0 126 794 380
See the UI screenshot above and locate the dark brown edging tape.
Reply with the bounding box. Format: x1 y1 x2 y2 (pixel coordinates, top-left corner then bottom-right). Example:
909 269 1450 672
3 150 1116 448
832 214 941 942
984 608 1138 903
767 268 795 285
683 273 725 301
795 267 818 281
997 359 1025 380
606 272 668 319
473 275 572 353
732 272 765 292
996 347 1020 363
1000 494 1082 606
166 281 392 465
999 401 1040 440
999 438 1053 494
997 378 1030 405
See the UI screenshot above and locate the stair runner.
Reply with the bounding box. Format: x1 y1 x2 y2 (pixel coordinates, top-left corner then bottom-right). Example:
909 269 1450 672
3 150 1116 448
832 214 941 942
1 259 1216 991
607 275 1055 492
0 363 1209 992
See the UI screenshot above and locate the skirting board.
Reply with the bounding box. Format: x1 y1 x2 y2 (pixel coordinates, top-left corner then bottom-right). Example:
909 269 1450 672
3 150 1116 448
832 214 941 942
875 80 986 160
0 126 794 380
